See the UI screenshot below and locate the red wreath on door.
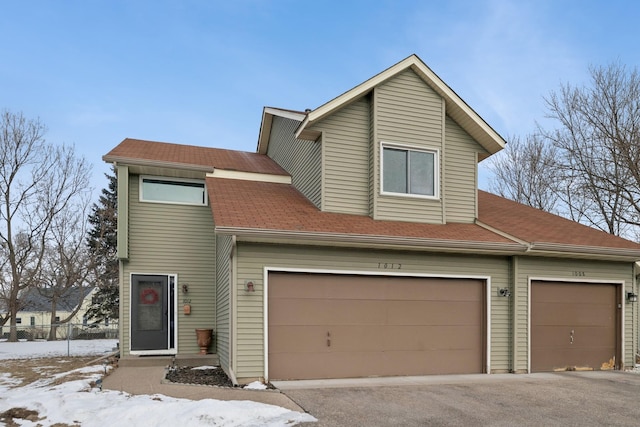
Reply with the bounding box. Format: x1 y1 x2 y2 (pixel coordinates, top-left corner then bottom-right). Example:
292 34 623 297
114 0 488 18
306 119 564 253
141 288 159 305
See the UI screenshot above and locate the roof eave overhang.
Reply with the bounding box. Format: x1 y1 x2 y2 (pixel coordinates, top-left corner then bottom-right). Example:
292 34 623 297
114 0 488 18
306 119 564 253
214 226 526 255
102 155 214 173
215 227 640 262
294 54 506 155
257 107 307 155
527 242 640 262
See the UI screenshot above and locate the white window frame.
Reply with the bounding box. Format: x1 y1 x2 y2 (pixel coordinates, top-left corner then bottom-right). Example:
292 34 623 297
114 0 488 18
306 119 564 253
380 142 439 199
139 175 208 206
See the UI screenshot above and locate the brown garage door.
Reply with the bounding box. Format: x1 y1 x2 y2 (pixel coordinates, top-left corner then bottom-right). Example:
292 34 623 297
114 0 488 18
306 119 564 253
268 272 486 380
531 281 620 372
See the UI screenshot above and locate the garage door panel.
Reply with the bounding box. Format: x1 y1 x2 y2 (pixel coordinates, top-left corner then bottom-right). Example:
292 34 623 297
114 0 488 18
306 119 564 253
533 282 615 304
269 298 387 325
533 326 616 347
270 348 483 380
268 273 486 380
531 281 619 372
532 304 614 326
381 278 483 301
532 347 616 371
269 274 388 299
383 325 482 351
386 300 482 325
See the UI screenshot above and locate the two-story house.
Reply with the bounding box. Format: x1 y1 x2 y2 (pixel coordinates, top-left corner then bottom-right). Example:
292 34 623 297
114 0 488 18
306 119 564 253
104 55 640 384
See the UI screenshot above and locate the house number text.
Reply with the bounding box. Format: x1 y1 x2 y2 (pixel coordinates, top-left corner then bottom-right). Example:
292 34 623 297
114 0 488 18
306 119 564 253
572 271 586 277
378 262 402 270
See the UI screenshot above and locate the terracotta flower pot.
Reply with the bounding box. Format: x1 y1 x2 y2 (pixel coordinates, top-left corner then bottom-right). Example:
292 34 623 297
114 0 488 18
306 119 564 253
195 328 213 355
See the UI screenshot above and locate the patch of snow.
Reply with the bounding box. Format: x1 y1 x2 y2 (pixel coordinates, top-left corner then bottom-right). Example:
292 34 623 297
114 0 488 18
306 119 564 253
0 338 117 359
244 381 268 390
0 340 316 426
191 365 218 370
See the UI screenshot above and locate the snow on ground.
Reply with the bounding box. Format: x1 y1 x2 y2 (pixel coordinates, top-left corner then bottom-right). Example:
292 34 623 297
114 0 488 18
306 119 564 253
0 338 118 359
0 339 316 426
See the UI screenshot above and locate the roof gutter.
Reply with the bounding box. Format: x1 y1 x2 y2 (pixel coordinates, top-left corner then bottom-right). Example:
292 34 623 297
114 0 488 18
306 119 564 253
101 155 214 173
476 220 532 250
527 242 640 262
214 226 527 255
215 227 640 261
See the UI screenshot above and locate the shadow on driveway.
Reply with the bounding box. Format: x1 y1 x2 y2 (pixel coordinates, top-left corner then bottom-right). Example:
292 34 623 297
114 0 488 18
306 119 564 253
277 371 640 426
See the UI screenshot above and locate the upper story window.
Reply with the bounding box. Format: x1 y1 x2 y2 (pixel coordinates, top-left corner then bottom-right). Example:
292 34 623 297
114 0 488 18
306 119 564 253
140 176 207 206
381 144 438 198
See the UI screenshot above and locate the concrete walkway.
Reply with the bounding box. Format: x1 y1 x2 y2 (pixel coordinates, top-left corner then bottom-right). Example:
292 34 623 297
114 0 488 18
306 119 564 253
102 365 305 412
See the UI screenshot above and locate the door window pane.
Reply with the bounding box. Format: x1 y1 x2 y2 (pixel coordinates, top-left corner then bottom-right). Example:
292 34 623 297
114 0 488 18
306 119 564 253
137 281 163 331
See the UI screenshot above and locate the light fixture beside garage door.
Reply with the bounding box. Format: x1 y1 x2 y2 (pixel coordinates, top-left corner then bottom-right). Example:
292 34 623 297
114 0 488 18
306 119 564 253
627 291 638 303
498 288 511 297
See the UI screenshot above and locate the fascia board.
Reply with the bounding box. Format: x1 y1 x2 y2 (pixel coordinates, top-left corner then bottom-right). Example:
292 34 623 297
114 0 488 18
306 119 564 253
258 107 306 154
101 155 214 173
207 169 292 184
528 242 640 261
214 226 527 255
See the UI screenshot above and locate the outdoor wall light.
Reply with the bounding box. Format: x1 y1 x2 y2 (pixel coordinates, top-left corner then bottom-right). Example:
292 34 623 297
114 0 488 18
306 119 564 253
245 281 255 292
182 284 189 293
627 291 638 303
498 288 511 297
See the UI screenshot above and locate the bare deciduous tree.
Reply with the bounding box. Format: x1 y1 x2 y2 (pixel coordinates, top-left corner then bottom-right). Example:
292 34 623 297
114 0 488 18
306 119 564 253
38 200 92 340
488 134 560 212
489 62 640 240
0 110 91 341
540 62 640 236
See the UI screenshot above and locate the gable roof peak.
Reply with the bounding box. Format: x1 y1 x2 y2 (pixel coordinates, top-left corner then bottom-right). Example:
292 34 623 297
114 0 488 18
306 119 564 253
294 54 506 156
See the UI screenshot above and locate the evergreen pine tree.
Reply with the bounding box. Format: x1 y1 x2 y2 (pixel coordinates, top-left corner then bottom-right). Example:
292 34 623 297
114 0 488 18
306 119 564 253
85 166 119 323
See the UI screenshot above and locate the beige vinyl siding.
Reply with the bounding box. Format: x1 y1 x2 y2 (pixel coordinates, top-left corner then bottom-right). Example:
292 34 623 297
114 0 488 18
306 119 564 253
234 243 510 380
215 235 233 371
117 166 129 259
514 257 635 372
120 174 216 356
308 97 370 215
444 117 489 223
369 90 376 216
374 69 444 223
266 116 322 208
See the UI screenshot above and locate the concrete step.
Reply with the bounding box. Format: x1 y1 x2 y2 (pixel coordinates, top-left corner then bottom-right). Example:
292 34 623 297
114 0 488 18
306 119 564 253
119 354 219 368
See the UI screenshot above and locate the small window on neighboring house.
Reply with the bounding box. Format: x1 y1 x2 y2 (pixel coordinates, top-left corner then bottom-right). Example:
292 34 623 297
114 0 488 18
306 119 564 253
82 316 88 326
30 317 35 326
140 176 207 206
382 144 438 197
105 318 109 327
16 318 22 324
55 316 60 323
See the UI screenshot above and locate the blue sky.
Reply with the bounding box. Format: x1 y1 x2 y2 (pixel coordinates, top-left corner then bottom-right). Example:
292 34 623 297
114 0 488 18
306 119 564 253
1 0 638 195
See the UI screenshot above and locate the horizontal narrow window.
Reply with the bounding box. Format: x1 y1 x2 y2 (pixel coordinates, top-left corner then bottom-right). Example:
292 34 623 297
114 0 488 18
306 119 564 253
382 145 436 197
140 176 207 205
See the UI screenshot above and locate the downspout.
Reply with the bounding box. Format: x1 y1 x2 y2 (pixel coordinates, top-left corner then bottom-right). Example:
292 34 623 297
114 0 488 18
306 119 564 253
635 263 639 367
228 235 239 385
511 256 518 373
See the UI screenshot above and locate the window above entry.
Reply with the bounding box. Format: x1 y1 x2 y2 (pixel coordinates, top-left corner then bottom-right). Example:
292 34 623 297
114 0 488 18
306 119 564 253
140 176 207 206
381 143 438 198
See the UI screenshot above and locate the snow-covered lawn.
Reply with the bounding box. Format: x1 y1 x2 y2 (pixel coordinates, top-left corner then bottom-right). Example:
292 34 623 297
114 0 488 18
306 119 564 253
0 339 315 426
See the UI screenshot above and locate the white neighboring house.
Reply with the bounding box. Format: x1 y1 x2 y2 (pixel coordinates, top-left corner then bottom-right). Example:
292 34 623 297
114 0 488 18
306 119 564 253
2 287 114 340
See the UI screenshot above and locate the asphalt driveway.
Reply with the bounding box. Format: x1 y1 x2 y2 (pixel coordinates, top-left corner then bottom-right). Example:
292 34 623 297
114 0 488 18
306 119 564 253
276 371 640 426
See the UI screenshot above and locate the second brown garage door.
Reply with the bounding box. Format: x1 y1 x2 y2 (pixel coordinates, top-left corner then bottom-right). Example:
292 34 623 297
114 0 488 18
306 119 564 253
531 281 621 372
267 272 486 380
